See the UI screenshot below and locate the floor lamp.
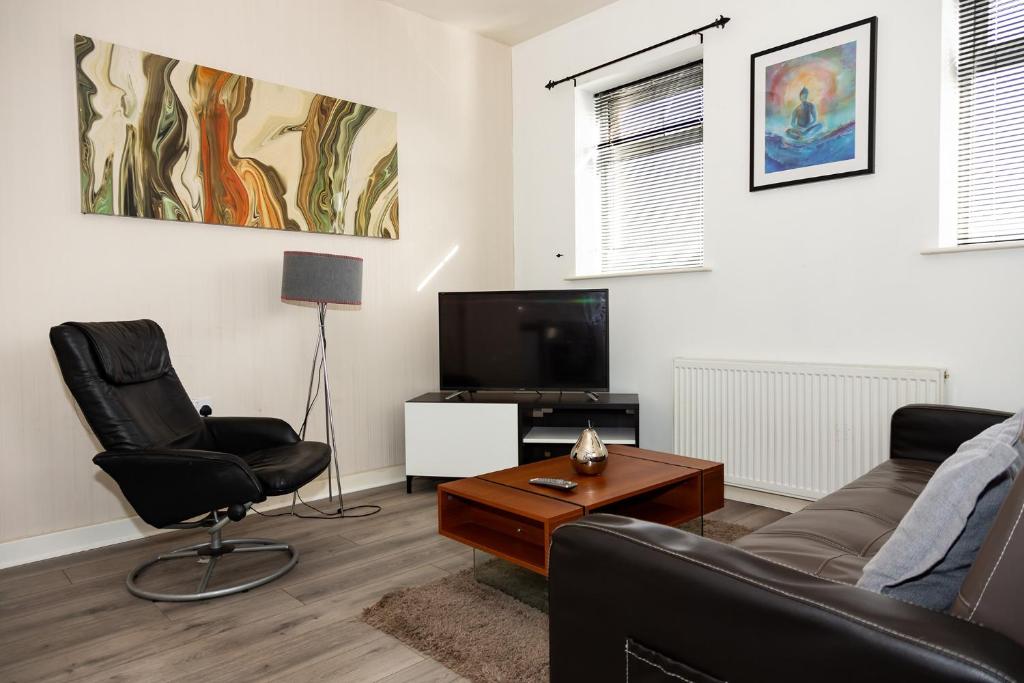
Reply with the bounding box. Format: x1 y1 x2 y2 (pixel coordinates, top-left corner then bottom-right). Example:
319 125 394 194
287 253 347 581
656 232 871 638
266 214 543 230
281 250 377 517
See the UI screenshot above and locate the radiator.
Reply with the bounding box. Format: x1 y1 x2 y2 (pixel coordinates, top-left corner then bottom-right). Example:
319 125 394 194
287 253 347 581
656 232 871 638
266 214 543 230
673 359 946 500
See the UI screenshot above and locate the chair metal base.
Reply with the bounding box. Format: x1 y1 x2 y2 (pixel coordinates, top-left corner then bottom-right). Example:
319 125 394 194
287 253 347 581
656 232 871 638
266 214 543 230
126 530 298 602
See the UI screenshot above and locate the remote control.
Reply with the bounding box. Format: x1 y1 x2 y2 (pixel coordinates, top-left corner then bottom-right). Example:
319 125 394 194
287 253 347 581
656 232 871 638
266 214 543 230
529 477 578 490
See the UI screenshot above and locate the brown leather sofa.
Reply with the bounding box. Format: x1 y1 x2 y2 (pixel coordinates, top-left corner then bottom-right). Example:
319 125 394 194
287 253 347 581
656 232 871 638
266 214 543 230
548 405 1024 682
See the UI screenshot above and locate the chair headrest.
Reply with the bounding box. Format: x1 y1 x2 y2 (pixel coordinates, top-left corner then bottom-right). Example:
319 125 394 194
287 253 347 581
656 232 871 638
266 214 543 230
64 320 172 385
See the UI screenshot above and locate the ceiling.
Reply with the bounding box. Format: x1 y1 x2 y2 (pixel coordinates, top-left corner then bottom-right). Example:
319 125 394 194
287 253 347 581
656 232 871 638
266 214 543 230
380 0 620 45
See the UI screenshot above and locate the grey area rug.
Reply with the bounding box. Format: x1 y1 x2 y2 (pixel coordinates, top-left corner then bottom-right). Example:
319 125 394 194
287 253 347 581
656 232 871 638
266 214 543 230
361 519 751 683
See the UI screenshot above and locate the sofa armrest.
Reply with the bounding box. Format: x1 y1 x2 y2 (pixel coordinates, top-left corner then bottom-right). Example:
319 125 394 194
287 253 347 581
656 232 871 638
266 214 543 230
549 514 1024 683
203 416 299 455
890 404 1011 464
94 449 264 528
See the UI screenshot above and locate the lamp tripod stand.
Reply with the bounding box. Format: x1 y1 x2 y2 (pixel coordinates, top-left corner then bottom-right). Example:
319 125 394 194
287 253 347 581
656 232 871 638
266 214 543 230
299 302 343 502
281 250 379 519
290 302 379 518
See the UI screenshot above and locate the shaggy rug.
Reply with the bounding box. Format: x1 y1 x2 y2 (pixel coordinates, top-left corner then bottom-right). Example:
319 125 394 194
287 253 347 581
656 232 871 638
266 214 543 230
361 519 751 683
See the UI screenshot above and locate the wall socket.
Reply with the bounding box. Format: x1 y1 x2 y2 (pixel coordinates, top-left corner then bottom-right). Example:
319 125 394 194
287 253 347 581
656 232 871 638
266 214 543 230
191 397 214 417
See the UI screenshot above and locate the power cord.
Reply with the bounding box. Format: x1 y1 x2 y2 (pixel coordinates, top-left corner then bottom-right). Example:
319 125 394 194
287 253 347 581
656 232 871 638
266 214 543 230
252 491 381 520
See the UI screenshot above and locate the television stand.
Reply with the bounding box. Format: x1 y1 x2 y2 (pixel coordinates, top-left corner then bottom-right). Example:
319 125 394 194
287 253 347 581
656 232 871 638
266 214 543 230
404 392 640 492
444 390 471 401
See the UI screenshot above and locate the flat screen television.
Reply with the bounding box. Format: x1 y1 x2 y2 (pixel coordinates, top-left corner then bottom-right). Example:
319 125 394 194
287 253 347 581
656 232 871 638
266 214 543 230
439 289 609 392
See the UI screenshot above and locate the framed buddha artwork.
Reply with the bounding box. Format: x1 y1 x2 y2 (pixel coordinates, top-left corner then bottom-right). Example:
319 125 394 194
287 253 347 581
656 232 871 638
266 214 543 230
750 18 877 191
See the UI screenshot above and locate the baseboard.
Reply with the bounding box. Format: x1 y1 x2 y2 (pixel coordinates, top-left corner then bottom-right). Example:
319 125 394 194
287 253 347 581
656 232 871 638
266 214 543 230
0 464 405 570
725 484 808 513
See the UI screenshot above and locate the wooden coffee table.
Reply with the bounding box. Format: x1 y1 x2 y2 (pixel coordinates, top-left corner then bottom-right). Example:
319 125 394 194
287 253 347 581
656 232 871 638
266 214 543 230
437 445 724 575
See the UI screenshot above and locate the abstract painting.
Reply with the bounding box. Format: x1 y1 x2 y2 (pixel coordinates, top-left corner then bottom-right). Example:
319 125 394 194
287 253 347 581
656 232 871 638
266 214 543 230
75 35 399 238
750 18 876 191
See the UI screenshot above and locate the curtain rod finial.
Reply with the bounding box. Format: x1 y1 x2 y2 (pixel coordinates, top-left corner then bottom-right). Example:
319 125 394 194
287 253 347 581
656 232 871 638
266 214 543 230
545 80 557 90
718 15 731 27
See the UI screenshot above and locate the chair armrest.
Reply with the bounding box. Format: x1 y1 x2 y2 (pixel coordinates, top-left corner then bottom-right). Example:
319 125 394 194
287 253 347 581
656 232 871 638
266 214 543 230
94 449 265 528
549 514 1024 683
202 416 299 455
890 404 1011 464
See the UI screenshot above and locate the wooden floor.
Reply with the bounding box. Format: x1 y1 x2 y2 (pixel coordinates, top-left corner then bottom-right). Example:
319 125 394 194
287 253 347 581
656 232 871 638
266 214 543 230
0 482 787 682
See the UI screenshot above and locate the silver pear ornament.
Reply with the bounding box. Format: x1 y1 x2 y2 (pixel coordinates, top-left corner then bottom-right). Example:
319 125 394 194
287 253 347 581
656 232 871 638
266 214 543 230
570 422 608 475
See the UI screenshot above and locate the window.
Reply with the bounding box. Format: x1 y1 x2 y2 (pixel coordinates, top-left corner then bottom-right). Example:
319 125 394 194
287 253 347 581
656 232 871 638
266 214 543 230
956 0 1024 245
592 61 704 275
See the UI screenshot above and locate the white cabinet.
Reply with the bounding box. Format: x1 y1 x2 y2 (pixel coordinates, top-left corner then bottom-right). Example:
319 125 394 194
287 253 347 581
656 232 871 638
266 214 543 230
404 391 639 492
404 401 518 489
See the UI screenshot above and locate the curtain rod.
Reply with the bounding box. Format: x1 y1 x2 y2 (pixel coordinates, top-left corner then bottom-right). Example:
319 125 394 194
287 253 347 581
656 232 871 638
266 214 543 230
544 15 730 90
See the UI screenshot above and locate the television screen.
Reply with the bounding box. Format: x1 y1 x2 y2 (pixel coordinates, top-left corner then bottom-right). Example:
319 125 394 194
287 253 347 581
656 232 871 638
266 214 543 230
439 289 609 391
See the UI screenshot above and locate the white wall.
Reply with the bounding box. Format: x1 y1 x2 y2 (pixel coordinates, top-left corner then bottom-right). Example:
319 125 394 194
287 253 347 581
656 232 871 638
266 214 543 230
0 0 512 546
513 0 1024 454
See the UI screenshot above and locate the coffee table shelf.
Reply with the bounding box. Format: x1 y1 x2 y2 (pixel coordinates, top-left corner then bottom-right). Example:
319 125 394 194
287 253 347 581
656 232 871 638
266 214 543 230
443 522 547 573
438 478 582 575
602 478 702 527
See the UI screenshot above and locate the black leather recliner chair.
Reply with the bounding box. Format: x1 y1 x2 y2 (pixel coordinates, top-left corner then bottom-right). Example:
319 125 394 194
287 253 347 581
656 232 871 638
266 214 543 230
50 319 331 602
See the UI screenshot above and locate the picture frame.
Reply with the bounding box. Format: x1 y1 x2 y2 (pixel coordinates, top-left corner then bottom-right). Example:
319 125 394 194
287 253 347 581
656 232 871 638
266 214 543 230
75 35 400 238
749 17 877 192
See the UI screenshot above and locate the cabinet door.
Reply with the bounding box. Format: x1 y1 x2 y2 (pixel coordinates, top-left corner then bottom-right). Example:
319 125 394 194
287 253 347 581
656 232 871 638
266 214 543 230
404 403 518 478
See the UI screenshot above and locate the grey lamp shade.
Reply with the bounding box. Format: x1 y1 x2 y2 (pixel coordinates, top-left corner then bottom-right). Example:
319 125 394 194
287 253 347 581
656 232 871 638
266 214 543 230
281 251 363 305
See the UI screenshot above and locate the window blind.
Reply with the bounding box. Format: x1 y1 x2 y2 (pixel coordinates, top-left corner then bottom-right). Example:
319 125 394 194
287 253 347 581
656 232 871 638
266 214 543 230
957 0 1024 245
595 62 703 273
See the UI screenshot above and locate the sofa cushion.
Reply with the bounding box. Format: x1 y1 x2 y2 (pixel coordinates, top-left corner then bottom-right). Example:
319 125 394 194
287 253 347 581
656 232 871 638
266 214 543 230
953 465 1024 647
733 459 937 584
857 411 1024 609
876 474 1012 610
